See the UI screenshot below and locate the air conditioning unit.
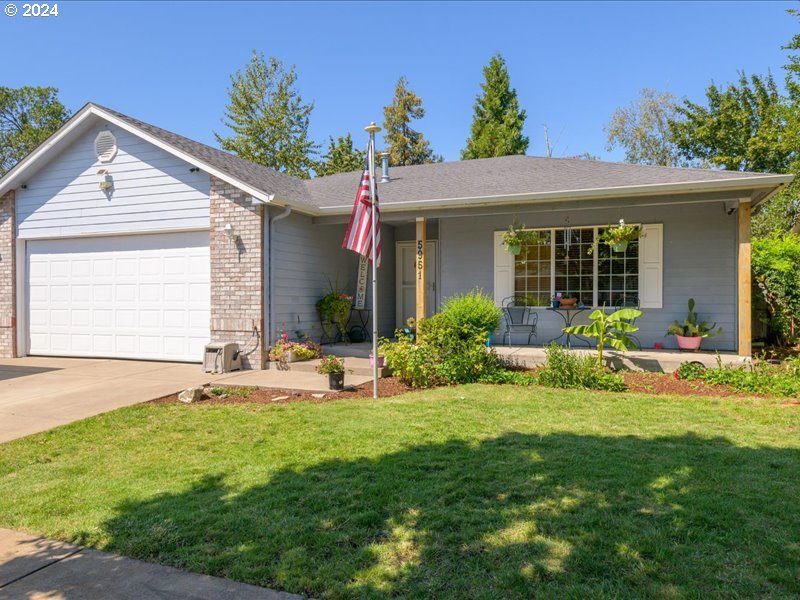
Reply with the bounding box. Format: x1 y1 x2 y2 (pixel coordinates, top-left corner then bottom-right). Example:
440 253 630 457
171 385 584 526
203 342 242 373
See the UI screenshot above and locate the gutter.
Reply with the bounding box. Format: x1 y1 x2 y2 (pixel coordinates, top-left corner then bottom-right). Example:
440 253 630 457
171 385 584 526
267 206 292 348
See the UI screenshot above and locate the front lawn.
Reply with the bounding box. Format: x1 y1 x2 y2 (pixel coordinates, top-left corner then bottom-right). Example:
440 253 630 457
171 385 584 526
0 386 798 598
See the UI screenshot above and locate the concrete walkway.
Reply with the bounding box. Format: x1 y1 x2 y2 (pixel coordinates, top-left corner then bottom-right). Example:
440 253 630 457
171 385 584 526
0 528 300 599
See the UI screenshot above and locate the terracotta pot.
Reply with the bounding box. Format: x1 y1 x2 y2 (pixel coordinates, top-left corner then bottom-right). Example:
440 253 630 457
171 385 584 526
675 335 703 352
559 298 577 308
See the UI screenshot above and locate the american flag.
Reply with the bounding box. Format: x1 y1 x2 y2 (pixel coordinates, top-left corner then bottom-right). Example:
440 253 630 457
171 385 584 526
342 169 381 267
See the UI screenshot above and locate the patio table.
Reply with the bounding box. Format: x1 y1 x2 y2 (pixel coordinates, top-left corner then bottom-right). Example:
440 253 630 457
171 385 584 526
546 306 592 348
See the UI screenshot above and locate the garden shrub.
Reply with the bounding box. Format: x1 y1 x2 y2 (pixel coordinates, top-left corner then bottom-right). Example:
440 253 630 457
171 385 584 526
381 290 506 387
477 368 537 386
752 234 800 345
536 344 626 392
676 356 800 397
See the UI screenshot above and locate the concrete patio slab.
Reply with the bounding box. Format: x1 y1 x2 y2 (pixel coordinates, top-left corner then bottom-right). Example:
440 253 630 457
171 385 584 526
0 528 300 600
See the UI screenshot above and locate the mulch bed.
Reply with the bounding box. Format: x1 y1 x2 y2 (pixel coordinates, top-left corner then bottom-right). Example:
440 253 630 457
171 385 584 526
623 371 759 399
151 377 414 405
152 371 794 406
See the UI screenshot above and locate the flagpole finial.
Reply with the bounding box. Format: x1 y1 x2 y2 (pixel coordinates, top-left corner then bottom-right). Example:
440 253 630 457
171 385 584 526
364 122 381 134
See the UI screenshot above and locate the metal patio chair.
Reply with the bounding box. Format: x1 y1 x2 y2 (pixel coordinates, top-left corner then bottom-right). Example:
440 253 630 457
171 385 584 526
502 296 539 346
614 295 642 350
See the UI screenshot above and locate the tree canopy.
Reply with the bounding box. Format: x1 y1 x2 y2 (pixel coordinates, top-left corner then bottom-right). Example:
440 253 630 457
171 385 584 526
382 76 440 166
215 51 318 179
0 86 70 176
605 88 683 167
317 133 366 176
462 54 528 159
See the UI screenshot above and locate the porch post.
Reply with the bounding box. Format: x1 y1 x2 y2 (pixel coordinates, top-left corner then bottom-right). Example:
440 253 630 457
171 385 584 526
737 201 752 357
415 217 426 327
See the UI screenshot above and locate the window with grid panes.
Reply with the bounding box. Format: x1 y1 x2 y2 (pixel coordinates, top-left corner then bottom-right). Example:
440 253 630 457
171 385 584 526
513 230 551 306
511 226 640 307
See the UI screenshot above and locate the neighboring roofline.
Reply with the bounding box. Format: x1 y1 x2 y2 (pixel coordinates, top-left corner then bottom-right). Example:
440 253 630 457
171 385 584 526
0 103 312 212
314 173 794 215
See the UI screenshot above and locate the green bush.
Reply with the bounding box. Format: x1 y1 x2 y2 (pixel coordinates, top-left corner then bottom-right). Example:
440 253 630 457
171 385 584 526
675 361 707 380
752 234 800 345
699 359 800 398
477 368 537 386
380 290 503 388
439 289 501 340
536 344 626 392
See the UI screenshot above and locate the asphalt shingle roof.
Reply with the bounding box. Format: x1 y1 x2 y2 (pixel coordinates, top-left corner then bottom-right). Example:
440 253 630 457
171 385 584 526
303 154 776 209
91 105 785 213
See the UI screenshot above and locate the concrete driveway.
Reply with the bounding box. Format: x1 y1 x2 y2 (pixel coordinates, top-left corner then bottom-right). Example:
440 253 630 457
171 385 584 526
0 357 224 443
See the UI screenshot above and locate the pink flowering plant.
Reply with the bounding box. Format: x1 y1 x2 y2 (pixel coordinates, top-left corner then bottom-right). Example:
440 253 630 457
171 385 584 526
269 340 322 362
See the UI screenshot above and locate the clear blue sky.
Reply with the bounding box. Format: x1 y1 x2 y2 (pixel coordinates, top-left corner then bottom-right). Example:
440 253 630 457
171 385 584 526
1 1 796 163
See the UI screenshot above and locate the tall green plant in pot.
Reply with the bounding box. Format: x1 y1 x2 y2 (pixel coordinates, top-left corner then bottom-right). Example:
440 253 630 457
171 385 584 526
563 307 642 366
666 298 721 351
316 281 352 342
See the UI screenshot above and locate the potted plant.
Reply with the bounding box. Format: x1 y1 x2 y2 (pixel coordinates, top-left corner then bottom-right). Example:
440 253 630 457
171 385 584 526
317 355 346 390
369 353 385 368
588 219 644 254
666 298 722 351
502 220 547 255
316 281 353 343
269 340 322 363
559 293 577 309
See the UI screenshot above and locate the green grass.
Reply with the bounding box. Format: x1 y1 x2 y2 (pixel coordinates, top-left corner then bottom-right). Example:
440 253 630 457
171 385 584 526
0 386 799 598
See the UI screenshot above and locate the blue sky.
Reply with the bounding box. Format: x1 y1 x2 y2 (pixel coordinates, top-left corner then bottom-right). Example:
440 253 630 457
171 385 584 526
0 1 796 163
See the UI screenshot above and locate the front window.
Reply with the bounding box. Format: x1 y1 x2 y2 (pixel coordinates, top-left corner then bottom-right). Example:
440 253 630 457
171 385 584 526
513 226 639 308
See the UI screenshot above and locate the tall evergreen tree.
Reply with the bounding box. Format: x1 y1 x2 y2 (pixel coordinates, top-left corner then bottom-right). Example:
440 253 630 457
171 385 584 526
0 86 70 175
462 54 528 159
317 133 366 176
215 51 318 179
382 77 440 166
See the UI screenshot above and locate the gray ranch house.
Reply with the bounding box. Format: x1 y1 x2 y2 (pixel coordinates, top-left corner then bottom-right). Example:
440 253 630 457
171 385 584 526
0 104 791 368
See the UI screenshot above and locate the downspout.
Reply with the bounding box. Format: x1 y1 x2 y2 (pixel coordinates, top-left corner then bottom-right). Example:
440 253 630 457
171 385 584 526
267 205 292 348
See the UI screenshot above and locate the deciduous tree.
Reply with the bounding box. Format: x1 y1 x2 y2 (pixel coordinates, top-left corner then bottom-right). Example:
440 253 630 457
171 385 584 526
317 133 366 176
0 86 70 175
216 52 318 179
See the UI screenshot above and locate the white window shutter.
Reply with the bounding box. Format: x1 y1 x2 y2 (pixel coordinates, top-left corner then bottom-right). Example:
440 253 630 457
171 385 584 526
493 231 514 306
639 223 663 309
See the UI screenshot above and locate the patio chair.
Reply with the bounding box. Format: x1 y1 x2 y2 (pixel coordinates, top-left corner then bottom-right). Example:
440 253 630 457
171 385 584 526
614 295 642 350
501 296 539 346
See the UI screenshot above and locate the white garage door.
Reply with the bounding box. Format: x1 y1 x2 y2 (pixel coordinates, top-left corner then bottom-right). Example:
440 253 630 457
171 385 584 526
26 231 210 362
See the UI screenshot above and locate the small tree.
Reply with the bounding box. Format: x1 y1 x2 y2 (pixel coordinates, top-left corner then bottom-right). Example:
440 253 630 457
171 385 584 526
383 76 440 166
462 54 528 159
563 308 642 367
215 52 318 179
0 86 71 175
317 133 366 176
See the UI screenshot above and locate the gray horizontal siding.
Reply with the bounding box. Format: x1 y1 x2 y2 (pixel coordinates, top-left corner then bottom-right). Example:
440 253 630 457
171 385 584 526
440 201 737 351
17 126 210 239
270 212 395 343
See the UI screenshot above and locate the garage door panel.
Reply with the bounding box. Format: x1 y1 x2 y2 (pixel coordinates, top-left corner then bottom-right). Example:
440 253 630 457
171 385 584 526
27 231 210 362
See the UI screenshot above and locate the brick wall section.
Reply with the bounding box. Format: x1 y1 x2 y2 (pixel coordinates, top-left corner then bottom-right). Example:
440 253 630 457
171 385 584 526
209 177 265 369
0 190 16 358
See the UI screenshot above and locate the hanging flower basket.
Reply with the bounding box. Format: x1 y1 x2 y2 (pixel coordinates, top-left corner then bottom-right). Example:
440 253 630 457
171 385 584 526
502 220 548 255
588 219 644 255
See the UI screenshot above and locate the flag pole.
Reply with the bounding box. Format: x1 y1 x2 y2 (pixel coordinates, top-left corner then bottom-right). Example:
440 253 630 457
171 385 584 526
365 122 381 399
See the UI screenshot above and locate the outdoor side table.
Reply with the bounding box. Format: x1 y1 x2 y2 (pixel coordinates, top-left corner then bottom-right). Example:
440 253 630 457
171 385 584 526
546 306 592 348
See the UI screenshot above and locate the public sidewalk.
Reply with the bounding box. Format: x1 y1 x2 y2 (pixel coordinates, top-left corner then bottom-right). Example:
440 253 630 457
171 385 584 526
0 528 301 600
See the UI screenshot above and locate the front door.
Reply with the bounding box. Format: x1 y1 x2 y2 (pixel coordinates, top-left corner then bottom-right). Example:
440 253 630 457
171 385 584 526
396 241 437 329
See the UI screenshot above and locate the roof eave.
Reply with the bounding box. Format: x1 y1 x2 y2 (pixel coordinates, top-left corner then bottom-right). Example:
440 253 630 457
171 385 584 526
315 174 795 215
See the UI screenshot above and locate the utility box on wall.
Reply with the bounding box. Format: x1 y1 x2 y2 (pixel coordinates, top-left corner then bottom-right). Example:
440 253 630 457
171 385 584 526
203 342 242 373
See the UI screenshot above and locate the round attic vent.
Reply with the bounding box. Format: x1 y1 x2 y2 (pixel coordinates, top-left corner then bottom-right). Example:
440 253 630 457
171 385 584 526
94 131 117 163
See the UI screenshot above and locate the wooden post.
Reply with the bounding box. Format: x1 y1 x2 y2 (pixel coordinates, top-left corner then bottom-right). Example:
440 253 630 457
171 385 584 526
415 217 426 327
738 201 752 357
